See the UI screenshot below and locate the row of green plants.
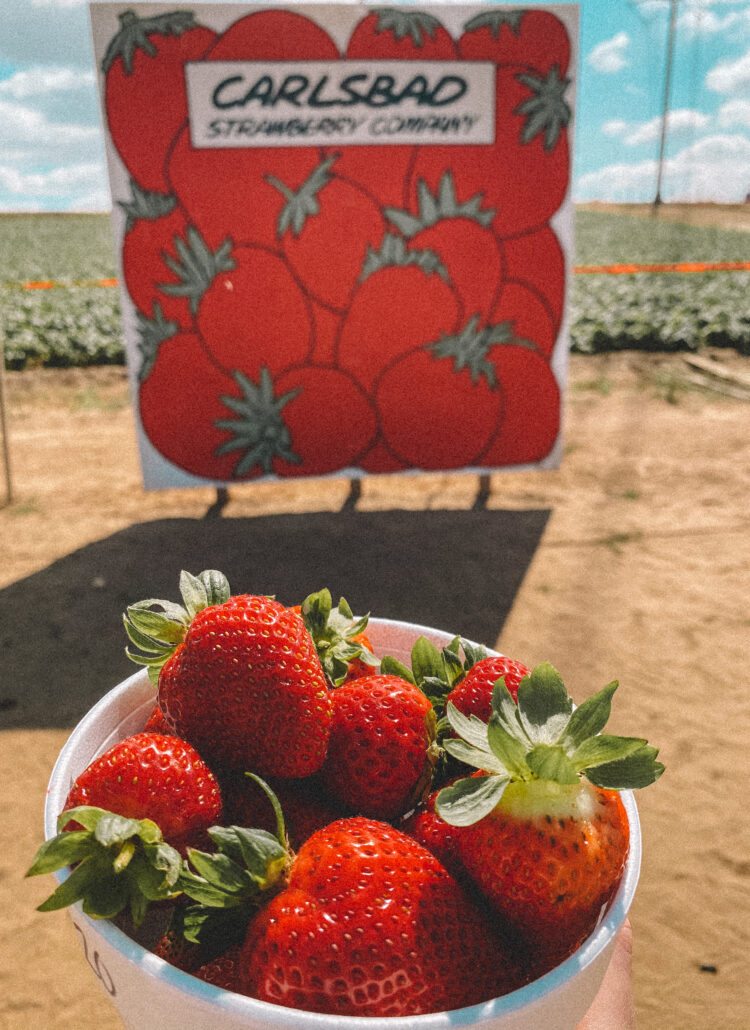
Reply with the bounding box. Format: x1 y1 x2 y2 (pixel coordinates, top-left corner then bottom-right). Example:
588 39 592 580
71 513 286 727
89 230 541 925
1 211 748 369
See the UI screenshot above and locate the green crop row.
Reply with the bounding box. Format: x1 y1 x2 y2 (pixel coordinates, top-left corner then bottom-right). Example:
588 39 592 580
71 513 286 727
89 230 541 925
1 211 748 369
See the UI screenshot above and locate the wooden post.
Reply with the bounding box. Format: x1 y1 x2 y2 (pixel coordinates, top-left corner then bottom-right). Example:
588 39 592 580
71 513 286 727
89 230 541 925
0 331 12 506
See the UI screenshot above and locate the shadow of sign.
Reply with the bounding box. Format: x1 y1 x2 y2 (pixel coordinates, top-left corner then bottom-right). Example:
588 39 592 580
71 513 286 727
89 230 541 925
0 506 550 729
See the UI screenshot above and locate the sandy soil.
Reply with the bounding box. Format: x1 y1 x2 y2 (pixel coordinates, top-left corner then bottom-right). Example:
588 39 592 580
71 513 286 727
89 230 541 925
2 350 749 1029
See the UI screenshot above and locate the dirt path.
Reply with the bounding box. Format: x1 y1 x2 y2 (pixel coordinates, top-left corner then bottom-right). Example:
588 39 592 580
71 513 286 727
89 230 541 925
2 350 749 1029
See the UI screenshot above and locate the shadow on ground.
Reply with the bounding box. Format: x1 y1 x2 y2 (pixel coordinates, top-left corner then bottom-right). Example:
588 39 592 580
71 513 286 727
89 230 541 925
0 505 550 729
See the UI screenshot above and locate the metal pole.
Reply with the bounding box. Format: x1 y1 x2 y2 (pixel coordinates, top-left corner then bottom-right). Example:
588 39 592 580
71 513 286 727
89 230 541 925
0 331 12 506
653 0 678 212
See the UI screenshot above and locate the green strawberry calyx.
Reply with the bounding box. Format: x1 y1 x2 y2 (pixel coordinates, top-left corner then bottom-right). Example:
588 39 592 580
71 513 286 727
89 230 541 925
300 588 379 687
175 775 290 950
435 662 664 827
102 9 198 75
381 633 489 718
371 8 445 47
123 569 231 684
26 806 182 925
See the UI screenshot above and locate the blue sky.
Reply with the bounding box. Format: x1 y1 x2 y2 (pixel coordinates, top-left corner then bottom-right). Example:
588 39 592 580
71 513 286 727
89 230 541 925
1 0 749 210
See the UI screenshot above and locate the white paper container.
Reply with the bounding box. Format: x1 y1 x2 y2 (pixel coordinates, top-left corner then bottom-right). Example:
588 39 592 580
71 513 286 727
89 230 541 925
44 617 641 1030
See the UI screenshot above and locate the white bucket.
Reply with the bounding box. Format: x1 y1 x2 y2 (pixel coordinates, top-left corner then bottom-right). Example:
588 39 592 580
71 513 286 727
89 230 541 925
44 618 641 1030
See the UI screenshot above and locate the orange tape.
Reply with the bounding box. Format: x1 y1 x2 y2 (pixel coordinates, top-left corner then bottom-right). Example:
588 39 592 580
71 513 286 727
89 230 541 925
573 261 750 274
2 263 749 291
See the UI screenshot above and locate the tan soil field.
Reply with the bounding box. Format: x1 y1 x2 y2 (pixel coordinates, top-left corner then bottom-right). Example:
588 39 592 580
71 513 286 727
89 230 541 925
1 348 749 1029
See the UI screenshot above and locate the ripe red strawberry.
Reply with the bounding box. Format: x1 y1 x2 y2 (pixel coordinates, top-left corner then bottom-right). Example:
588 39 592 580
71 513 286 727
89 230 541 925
447 653 531 719
335 234 461 393
400 783 465 882
320 674 439 821
62 732 223 853
436 664 663 974
124 570 332 777
240 816 518 1014
102 9 216 193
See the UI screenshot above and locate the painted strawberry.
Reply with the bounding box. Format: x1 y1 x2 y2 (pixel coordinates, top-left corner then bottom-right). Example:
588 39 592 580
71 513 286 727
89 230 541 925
165 9 339 250
408 62 572 237
60 732 223 853
447 653 531 720
266 153 387 313
335 233 462 393
375 317 521 469
459 8 572 77
135 305 242 481
158 232 314 380
240 816 517 1013
436 664 663 974
123 570 333 777
212 365 377 479
102 9 216 193
320 674 439 821
118 180 194 330
497 225 567 358
479 344 561 467
386 171 503 321
332 7 459 209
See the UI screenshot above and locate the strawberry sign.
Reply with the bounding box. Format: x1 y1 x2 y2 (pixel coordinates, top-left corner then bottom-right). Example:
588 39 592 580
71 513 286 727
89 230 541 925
89 3 578 489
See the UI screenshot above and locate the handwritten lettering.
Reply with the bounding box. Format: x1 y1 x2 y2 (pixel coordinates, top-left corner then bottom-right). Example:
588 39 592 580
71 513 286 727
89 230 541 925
72 921 117 997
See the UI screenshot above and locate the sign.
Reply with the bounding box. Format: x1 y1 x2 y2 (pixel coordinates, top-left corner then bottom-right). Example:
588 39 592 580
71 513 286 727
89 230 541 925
89 2 578 489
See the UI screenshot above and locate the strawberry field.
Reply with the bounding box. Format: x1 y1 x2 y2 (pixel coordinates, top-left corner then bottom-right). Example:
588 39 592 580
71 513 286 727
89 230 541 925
1 208 749 370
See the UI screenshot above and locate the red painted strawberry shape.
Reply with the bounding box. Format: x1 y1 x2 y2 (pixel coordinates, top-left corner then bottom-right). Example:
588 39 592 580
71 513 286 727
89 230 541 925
118 179 193 330
165 9 340 251
460 8 572 77
213 365 377 479
375 316 541 470
385 171 503 321
409 62 572 237
135 304 242 481
102 9 216 193
266 153 386 314
158 228 314 379
336 233 462 393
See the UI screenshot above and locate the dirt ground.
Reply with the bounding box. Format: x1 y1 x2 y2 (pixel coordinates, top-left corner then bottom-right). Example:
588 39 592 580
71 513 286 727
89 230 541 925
2 349 750 1029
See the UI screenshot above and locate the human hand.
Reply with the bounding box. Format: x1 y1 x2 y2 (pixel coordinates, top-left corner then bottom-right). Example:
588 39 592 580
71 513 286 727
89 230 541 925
576 921 636 1030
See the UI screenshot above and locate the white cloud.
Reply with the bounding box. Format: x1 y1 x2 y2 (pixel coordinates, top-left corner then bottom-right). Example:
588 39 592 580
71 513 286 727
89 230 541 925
0 98 100 150
718 97 750 126
587 32 631 74
602 119 630 138
0 160 105 199
624 109 712 145
706 48 750 94
0 67 95 99
575 132 750 203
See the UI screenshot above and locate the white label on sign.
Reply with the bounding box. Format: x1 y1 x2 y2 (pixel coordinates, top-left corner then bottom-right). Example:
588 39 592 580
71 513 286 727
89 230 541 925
185 60 496 147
